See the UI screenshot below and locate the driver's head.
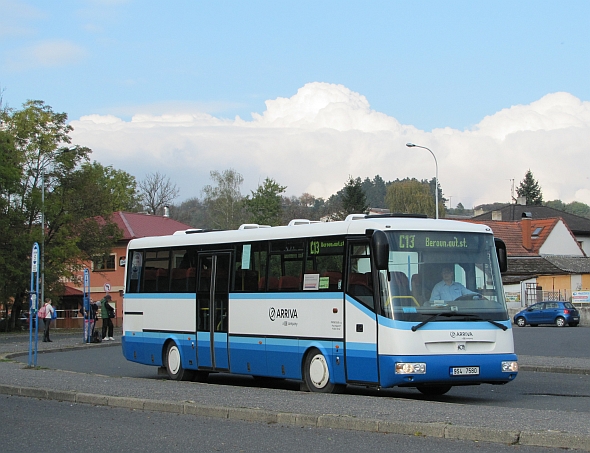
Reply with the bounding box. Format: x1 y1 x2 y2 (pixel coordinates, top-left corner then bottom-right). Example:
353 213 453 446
441 266 454 283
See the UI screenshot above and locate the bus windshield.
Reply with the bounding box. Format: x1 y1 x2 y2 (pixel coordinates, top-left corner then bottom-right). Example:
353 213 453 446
379 231 509 322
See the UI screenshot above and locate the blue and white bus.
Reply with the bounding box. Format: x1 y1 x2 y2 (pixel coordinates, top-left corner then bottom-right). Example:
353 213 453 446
122 214 518 395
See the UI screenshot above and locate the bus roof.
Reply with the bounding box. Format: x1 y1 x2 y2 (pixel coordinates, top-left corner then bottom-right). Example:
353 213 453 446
127 215 494 250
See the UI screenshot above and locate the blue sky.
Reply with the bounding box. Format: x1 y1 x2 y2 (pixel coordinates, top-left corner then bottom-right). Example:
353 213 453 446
2 0 590 208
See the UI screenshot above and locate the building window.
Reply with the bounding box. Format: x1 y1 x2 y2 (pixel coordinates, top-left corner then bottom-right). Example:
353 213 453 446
93 254 116 271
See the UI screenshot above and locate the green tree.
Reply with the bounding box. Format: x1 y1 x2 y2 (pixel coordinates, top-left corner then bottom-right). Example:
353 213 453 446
385 178 442 218
0 100 128 330
337 176 368 219
244 177 286 226
361 175 387 208
516 169 543 205
202 169 246 229
171 197 208 228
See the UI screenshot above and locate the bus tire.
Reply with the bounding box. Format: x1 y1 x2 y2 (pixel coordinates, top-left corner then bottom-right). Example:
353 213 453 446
303 348 335 393
416 384 452 396
165 342 194 381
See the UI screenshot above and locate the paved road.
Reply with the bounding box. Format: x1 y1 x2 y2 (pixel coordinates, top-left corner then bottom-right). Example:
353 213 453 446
17 346 590 413
1 327 590 451
0 395 568 453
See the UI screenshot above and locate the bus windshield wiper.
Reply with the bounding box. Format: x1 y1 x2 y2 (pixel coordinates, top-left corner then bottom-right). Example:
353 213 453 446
455 314 508 331
411 312 507 332
411 312 455 331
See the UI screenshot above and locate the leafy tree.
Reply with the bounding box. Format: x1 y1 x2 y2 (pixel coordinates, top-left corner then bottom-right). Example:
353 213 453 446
171 197 208 228
516 170 543 205
281 193 328 224
0 100 127 330
244 177 286 226
544 200 566 211
202 169 246 229
455 202 465 214
139 171 179 215
385 178 444 218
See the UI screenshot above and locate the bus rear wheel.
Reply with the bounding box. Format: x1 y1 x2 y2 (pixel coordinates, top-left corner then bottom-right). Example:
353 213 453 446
165 342 195 381
303 348 335 393
416 384 452 396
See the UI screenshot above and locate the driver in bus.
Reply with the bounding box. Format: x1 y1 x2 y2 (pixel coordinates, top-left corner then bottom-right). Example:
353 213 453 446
429 265 480 302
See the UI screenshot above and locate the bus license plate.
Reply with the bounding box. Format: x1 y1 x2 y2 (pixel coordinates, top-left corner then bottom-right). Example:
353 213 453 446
451 366 479 376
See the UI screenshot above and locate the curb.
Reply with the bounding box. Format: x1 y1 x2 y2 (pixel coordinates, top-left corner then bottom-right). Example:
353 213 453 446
1 383 589 451
519 364 590 375
0 340 120 361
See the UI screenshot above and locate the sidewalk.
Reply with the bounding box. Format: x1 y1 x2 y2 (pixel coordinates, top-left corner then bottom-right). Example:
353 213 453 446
1 329 590 451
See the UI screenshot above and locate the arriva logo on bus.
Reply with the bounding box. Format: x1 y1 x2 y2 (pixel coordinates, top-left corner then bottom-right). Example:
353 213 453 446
269 307 299 321
450 331 473 338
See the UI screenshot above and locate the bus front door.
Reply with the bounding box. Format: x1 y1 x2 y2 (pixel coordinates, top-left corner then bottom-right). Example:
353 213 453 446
344 240 379 384
196 252 230 371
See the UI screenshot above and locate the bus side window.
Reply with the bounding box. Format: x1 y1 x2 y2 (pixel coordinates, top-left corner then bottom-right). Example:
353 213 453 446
347 242 375 309
233 242 267 292
269 240 304 292
307 236 345 291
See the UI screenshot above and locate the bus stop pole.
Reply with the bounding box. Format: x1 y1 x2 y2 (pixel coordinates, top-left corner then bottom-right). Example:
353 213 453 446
83 268 90 343
28 243 40 367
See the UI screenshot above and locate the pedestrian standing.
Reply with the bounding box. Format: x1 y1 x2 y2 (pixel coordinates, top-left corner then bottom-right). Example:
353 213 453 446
81 298 98 342
100 294 115 341
41 298 54 342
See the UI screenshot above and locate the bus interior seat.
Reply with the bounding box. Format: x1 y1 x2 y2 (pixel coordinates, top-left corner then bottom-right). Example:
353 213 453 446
411 273 427 304
390 271 410 297
171 268 189 291
259 276 279 291
143 269 157 292
186 267 196 292
235 269 259 291
156 268 169 292
348 272 373 296
321 271 342 290
279 275 300 291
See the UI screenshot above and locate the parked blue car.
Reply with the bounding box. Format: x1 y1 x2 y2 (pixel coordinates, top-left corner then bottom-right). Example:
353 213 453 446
514 301 580 327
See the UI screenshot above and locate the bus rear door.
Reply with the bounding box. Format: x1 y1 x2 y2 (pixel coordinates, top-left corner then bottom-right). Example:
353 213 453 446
196 252 231 370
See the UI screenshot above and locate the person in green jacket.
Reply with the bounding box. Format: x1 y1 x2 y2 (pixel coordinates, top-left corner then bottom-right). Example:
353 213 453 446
99 294 115 341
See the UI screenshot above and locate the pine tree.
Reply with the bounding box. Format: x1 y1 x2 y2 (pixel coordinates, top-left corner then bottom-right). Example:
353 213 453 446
341 176 368 217
516 170 543 205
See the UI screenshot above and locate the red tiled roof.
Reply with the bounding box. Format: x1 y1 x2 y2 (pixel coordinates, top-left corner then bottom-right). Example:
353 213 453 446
111 211 193 240
63 286 83 296
461 218 561 257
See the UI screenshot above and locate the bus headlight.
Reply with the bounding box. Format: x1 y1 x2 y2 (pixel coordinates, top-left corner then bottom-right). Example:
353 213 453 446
395 362 426 374
502 361 518 372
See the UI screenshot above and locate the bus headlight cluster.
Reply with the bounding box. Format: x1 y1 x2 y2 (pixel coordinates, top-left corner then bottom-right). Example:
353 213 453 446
502 361 518 372
395 362 426 374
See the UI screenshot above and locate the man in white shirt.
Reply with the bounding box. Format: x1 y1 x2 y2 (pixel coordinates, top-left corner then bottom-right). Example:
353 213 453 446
430 266 479 302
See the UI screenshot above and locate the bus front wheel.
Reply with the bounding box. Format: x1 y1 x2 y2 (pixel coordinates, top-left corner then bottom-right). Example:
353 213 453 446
303 348 335 393
165 342 195 381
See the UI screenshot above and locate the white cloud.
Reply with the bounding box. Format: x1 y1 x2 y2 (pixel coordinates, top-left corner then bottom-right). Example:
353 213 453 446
6 39 87 71
69 82 590 208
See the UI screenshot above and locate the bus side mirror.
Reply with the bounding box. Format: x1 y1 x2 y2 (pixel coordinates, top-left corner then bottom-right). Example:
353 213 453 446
495 238 507 273
372 230 389 270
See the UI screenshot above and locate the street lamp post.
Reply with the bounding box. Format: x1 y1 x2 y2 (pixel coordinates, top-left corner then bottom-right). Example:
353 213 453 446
406 143 439 219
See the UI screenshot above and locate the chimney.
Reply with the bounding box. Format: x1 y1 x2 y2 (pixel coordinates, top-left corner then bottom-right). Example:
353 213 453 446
516 196 527 206
491 211 502 221
521 212 532 250
163 206 170 218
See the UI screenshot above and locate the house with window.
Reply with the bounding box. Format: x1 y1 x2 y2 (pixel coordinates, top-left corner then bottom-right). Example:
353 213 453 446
62 211 193 321
472 203 590 256
465 215 590 307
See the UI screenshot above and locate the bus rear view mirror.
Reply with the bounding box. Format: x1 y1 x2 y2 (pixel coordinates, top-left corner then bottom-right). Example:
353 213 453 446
372 230 389 270
495 238 507 272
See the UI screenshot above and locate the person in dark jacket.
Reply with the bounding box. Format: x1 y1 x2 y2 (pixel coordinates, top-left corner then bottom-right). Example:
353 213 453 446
100 295 115 341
